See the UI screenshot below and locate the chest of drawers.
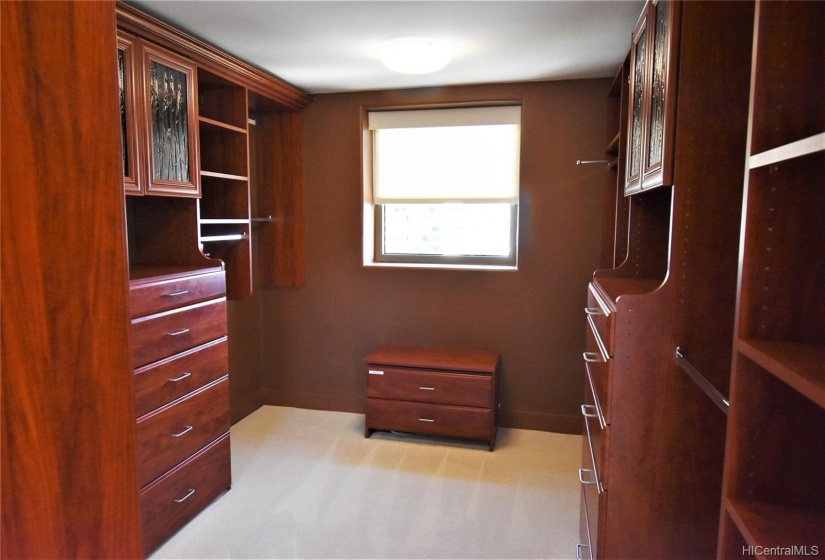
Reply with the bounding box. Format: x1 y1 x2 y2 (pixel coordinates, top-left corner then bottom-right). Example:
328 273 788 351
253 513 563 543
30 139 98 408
364 345 500 451
129 265 231 555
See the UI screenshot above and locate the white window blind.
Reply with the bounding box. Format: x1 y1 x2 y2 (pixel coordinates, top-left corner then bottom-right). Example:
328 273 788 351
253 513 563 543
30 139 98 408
369 106 521 204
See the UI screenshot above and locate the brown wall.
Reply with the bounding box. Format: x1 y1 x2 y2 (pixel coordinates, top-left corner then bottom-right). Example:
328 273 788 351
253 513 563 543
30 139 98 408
256 79 610 433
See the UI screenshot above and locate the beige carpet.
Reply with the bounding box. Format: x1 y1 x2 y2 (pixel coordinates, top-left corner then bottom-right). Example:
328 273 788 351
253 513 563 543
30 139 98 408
150 406 581 560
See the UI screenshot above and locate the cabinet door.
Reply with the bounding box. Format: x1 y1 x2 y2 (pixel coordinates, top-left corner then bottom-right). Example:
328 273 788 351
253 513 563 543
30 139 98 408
118 31 144 195
625 7 650 195
141 43 200 197
641 0 679 190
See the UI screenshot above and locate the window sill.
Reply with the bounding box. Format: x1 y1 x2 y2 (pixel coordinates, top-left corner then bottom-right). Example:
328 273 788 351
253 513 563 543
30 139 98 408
364 261 518 271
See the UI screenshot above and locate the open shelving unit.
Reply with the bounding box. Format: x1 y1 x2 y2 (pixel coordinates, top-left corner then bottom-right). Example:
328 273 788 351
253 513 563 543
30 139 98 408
196 68 252 300
718 1 824 557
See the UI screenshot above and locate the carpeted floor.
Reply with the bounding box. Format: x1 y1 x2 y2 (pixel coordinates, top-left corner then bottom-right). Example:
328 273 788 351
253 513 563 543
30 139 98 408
150 406 581 559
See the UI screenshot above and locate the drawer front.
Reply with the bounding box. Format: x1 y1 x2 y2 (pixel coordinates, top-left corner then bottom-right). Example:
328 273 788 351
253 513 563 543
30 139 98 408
587 283 614 357
366 397 492 442
579 426 603 560
133 337 228 417
130 271 225 318
579 485 595 560
582 387 607 491
584 325 611 425
136 376 229 487
141 434 231 556
366 366 493 408
131 298 227 368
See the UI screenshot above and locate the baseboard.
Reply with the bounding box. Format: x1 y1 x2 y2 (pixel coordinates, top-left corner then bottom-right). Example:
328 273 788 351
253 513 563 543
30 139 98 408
500 409 582 435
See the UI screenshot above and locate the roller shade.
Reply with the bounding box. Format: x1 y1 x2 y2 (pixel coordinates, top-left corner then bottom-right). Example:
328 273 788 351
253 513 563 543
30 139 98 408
370 106 521 204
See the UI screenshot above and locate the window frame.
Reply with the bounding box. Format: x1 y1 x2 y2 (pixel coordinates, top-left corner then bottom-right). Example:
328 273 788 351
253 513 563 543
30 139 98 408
362 103 522 271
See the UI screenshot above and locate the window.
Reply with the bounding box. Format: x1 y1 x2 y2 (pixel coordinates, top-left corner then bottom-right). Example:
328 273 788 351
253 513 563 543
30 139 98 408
364 105 521 269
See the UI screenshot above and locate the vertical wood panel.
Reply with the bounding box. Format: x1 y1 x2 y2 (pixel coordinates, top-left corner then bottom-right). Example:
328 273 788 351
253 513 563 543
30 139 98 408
1 1 143 557
257 111 306 287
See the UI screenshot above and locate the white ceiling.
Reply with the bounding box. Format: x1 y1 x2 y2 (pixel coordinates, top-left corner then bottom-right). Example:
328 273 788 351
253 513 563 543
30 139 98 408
130 0 644 94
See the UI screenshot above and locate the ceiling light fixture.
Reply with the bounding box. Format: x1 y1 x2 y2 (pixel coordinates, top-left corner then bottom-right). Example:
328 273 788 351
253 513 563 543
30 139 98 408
380 36 452 75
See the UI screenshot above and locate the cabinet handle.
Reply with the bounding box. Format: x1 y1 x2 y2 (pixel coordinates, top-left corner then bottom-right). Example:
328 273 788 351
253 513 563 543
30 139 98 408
576 543 590 560
368 370 384 375
169 372 192 382
584 307 602 316
578 468 597 485
581 404 599 419
582 352 604 364
418 386 435 391
167 328 190 336
164 290 190 297
418 418 435 423
174 488 196 503
171 425 193 438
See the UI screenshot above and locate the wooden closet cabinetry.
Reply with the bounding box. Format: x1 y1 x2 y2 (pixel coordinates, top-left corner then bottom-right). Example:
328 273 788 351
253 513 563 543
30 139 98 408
717 1 825 556
118 31 200 198
130 265 231 555
579 1 755 558
625 0 679 195
364 346 500 451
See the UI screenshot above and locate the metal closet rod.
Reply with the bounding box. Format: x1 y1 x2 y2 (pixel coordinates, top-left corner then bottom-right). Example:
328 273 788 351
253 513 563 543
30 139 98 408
576 159 611 165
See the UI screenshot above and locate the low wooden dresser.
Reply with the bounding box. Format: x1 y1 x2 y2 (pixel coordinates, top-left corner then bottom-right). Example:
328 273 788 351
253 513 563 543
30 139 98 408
129 265 231 554
364 345 500 451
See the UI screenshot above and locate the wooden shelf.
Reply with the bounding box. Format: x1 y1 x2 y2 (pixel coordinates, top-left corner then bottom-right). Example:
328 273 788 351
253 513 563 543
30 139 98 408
737 339 825 408
725 498 824 555
749 132 825 170
592 276 663 304
200 170 248 182
198 115 247 135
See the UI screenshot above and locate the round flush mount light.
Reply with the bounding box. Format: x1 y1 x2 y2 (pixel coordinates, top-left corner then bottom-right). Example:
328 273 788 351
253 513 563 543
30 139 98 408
380 36 452 75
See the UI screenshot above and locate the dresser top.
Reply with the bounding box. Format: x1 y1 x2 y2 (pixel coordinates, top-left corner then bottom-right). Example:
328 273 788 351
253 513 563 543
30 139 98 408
364 345 500 374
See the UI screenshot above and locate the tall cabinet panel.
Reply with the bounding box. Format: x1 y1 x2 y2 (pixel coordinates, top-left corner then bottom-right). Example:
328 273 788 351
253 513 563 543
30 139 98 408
579 1 754 558
718 1 825 557
2 2 143 557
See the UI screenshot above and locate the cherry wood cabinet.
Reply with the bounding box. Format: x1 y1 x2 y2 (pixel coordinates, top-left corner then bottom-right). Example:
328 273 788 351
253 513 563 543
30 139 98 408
580 2 755 558
717 2 825 557
118 2 311 299
364 346 500 451
625 0 680 195
120 35 200 198
130 265 231 555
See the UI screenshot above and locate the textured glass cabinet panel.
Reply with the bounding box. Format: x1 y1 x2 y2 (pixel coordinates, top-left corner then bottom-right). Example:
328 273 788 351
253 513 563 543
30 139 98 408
629 28 647 180
647 0 669 168
118 48 128 177
149 60 190 182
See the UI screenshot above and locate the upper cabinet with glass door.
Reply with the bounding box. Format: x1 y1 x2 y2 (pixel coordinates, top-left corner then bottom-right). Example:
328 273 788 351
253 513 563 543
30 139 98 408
118 32 200 198
625 0 681 195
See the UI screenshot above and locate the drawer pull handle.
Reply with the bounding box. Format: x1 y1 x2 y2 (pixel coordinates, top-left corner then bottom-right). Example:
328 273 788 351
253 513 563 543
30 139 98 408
171 425 193 438
584 307 602 316
578 468 597 485
418 418 435 423
167 328 190 336
582 352 604 364
576 543 590 560
418 386 435 391
581 404 599 419
164 290 190 297
368 370 384 375
174 488 196 503
169 372 192 382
